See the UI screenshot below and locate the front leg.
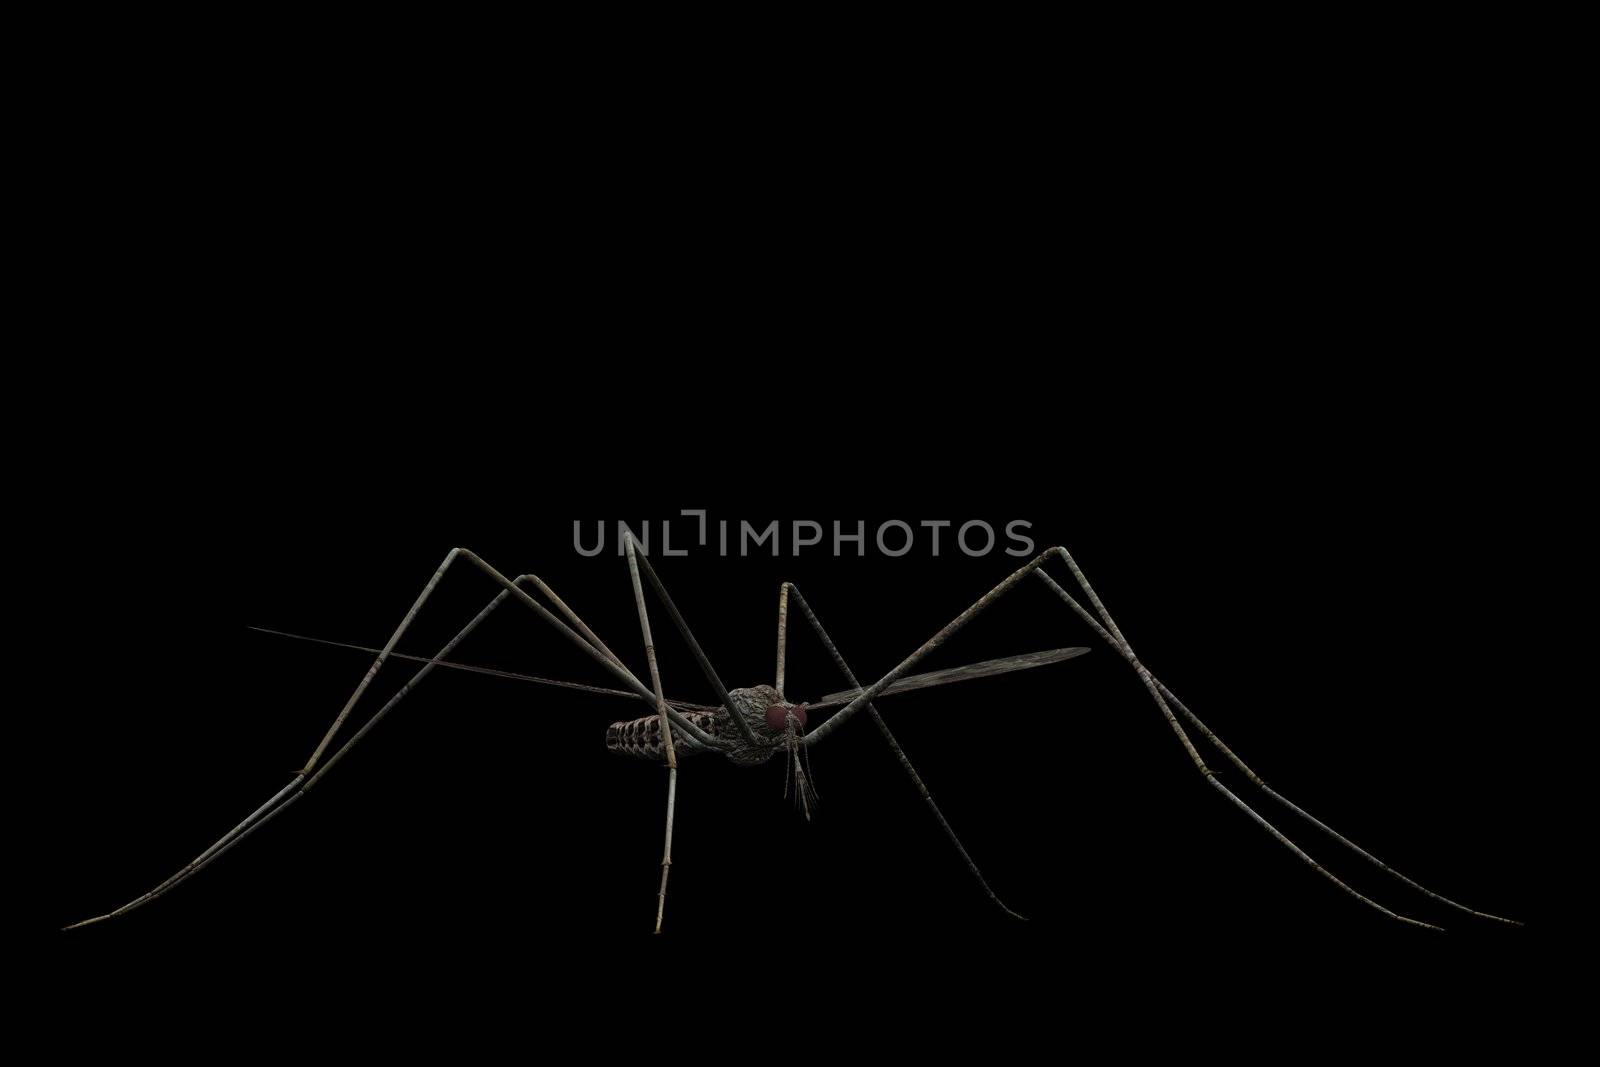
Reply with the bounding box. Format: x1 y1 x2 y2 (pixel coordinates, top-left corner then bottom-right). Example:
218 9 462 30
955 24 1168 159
784 583 1025 920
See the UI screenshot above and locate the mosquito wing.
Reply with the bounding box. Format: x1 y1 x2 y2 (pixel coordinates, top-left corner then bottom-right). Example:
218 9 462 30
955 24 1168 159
808 646 1090 709
251 627 1088 714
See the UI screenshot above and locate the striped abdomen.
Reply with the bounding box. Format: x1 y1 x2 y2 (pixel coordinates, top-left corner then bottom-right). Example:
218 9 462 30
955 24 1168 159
606 709 722 761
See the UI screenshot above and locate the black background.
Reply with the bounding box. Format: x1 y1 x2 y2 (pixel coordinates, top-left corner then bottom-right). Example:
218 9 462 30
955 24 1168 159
50 428 1561 1030
38 38 1579 1045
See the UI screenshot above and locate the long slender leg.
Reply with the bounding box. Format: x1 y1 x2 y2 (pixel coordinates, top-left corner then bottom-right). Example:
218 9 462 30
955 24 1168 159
518 570 713 754
71 555 515 929
803 548 1448 930
784 583 1025 920
625 536 678 934
300 549 463 774
65 578 517 929
1033 566 1520 926
463 552 721 749
629 546 761 747
65 553 721 930
524 572 635 682
298 552 728 784
775 582 790 701
293 554 718 803
300 552 678 774
803 551 1059 745
1035 547 1448 929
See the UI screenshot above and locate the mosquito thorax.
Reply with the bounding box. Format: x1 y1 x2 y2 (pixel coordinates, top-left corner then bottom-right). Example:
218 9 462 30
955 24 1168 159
722 685 803 737
710 685 809 766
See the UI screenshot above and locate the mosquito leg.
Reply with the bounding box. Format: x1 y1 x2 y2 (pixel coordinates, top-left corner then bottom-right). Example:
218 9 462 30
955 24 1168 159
628 542 762 747
65 554 723 931
298 549 464 774
624 536 678 934
802 551 1061 746
1033 563 1520 926
463 551 721 749
1030 548 1445 930
776 582 790 701
308 552 726 770
71 552 508 928
64 578 520 930
784 583 1026 920
518 570 712 753
301 553 660 774
794 548 1443 929
522 573 634 681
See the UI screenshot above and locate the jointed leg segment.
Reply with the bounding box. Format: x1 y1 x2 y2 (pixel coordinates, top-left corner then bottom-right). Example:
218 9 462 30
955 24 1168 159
783 582 1027 920
624 534 679 934
64 550 719 931
630 549 761 748
65 576 518 929
1033 566 1520 927
803 547 1515 930
775 582 790 702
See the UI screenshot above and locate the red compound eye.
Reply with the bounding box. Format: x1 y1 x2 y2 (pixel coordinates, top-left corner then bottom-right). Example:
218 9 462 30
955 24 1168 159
764 703 808 732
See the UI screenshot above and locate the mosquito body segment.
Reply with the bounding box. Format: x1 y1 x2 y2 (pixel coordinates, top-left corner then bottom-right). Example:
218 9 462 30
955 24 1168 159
607 709 724 761
606 684 810 766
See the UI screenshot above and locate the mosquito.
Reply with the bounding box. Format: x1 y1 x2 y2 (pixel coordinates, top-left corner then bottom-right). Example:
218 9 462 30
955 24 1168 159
63 538 1521 933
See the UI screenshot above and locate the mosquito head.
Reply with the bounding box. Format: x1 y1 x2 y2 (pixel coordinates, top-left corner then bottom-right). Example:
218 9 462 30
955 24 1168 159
763 702 808 733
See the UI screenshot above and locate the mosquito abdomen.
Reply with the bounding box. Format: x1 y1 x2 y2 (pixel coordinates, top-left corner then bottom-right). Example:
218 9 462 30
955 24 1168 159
606 710 722 761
